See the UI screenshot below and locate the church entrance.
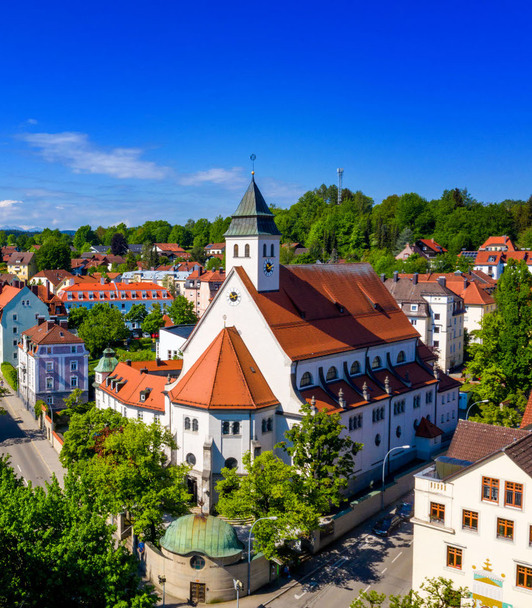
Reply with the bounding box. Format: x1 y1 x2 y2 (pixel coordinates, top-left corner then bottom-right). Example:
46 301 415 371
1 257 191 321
190 582 206 604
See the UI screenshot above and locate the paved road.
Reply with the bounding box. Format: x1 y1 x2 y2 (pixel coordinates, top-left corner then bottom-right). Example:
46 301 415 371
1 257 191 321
268 518 413 608
0 384 64 487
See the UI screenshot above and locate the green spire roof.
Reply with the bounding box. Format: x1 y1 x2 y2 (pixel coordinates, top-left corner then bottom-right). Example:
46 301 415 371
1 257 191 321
94 348 118 373
161 514 244 558
224 176 281 237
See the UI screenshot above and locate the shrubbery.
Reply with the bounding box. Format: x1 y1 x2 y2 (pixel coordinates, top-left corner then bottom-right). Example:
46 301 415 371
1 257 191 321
1 362 18 391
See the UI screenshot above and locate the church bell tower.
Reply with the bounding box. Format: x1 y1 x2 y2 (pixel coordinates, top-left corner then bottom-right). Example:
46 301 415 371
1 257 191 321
224 173 281 292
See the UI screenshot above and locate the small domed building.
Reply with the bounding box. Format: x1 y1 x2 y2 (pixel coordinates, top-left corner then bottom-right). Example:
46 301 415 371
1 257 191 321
144 513 273 603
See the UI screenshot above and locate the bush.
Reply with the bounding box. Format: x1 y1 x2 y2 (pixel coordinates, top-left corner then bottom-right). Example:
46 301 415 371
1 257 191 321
1 362 18 391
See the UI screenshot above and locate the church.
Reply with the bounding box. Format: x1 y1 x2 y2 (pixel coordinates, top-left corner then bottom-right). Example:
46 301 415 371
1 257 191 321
161 175 461 511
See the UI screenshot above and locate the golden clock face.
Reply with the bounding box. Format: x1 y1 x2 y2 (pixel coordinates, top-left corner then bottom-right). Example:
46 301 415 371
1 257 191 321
227 289 241 305
264 259 274 276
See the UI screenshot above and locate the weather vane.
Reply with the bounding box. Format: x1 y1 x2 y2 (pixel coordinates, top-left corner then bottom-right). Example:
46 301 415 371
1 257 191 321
250 154 256 175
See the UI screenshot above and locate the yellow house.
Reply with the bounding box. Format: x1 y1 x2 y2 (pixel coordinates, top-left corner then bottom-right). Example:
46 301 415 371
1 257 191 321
7 252 37 281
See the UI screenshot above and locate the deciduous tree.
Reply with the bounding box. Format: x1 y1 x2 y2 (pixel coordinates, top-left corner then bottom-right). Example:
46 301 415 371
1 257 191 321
165 295 197 325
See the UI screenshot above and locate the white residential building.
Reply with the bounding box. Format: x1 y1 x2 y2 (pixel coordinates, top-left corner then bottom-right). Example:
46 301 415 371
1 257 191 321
413 420 532 608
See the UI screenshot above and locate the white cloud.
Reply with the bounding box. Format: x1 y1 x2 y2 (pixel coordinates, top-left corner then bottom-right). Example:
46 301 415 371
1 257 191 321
179 167 247 188
20 131 171 180
26 118 38 125
0 199 23 208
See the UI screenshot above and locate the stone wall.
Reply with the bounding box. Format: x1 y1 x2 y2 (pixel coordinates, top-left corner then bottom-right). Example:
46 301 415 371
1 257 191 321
143 542 272 603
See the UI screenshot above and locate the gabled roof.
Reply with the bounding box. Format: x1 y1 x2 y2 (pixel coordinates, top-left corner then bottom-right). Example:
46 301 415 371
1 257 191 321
32 269 73 285
446 420 530 463
224 176 281 237
479 236 516 251
7 251 34 265
170 326 278 409
474 250 504 265
235 263 420 361
520 390 532 430
415 416 443 438
22 321 83 345
0 285 22 308
417 238 447 253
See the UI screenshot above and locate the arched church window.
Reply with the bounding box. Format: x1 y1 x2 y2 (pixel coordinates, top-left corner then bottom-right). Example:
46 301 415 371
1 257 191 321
397 350 406 364
222 421 230 435
233 244 239 258
350 361 360 375
184 417 191 430
300 372 313 387
232 421 240 435
326 366 338 381
244 244 250 257
263 243 267 257
192 419 199 432
371 356 382 369
270 243 275 257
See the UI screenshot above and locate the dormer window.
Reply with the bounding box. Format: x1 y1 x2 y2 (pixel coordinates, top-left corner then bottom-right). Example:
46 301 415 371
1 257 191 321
120 291 126 299
372 356 382 369
300 371 313 387
350 361 361 375
397 350 406 364
78 293 84 300
326 366 338 382
99 292 105 300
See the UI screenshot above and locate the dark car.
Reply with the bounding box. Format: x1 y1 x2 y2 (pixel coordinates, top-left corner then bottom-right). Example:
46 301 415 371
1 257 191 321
372 514 402 537
396 502 413 520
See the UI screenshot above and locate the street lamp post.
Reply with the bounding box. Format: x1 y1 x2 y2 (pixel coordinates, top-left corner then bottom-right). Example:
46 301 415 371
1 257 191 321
233 579 242 608
247 516 278 595
381 445 411 511
465 399 489 420
158 575 166 607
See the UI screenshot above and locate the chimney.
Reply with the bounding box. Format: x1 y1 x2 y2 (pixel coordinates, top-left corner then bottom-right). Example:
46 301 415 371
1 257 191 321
37 315 46 325
156 357 161 367
463 278 469 290
100 277 105 285
380 273 386 283
412 273 418 285
437 276 446 288
59 319 68 329
126 360 132 366
393 270 399 283
140 367 148 374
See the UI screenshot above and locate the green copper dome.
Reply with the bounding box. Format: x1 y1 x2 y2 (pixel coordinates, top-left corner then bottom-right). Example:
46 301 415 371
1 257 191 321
161 514 244 558
94 348 118 373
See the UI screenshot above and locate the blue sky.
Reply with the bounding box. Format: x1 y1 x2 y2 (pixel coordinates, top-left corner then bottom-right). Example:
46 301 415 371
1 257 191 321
0 0 531 230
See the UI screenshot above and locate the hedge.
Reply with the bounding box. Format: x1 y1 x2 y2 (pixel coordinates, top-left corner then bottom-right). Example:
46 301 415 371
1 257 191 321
1 362 18 391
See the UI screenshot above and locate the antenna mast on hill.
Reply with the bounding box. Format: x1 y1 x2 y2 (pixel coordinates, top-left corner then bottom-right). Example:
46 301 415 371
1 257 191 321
337 168 344 204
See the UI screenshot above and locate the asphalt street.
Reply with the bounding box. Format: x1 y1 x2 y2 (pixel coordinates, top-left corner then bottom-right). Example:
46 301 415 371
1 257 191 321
267 517 413 608
0 384 63 487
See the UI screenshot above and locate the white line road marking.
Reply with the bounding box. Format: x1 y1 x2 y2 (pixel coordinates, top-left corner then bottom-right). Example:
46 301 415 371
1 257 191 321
294 591 307 600
392 551 403 563
363 585 371 593
17 465 21 472
381 567 387 574
332 557 346 568
23 478 28 486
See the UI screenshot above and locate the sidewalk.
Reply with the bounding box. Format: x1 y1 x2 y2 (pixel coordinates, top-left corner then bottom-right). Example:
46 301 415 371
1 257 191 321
0 375 65 485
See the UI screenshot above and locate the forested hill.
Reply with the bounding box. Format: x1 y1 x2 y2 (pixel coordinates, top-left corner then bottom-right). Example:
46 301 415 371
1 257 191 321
4 185 532 277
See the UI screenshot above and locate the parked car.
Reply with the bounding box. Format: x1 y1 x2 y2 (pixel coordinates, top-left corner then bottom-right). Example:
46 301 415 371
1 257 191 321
372 514 402 537
396 502 413 520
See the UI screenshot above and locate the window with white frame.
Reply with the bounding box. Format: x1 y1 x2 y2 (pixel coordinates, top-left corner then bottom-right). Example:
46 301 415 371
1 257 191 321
46 361 53 372
71 376 78 388
46 377 53 390
70 361 78 371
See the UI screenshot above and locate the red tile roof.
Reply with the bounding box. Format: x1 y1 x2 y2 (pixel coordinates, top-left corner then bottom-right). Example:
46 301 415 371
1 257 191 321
22 321 83 345
235 264 420 361
446 420 530 463
417 239 447 253
0 285 22 308
415 416 443 438
479 236 516 251
130 359 183 372
99 362 168 412
170 326 279 409
32 269 73 286
58 281 173 303
520 391 532 429
474 250 504 265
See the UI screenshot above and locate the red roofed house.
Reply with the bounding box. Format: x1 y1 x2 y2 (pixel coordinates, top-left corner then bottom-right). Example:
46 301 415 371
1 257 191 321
395 239 447 264
18 320 89 412
155 243 191 261
161 176 460 511
183 269 226 317
30 269 74 295
479 235 517 251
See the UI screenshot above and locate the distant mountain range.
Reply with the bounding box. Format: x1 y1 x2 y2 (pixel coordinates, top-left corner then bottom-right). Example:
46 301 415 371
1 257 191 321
0 226 76 235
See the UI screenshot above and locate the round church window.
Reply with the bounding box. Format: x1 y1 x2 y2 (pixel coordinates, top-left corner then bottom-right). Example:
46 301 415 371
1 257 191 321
190 555 205 570
186 453 196 466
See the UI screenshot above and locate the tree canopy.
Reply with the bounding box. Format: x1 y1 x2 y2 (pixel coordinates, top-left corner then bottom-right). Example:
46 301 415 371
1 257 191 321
77 303 130 356
36 237 71 271
165 295 197 325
